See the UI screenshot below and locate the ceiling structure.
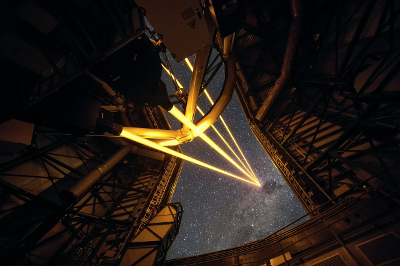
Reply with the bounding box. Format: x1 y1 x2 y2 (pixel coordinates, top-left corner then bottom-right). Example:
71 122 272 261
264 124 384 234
168 0 400 265
0 0 399 265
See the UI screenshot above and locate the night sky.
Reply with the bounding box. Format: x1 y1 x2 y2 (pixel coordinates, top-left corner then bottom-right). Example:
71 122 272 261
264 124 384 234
158 50 307 260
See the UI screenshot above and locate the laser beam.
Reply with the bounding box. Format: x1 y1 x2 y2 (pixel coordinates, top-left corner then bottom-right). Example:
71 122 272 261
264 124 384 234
162 60 260 185
162 63 184 88
169 106 257 183
120 128 259 186
185 59 259 185
205 90 259 183
195 105 255 181
185 58 193 71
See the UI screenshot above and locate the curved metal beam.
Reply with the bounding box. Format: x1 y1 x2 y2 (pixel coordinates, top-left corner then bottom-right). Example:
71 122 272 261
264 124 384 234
256 0 303 122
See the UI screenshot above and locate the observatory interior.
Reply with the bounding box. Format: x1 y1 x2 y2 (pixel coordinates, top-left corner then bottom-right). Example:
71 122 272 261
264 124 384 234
0 0 400 265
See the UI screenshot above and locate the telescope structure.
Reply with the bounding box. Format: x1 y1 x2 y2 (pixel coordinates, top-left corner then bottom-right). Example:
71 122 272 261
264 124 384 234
0 0 399 265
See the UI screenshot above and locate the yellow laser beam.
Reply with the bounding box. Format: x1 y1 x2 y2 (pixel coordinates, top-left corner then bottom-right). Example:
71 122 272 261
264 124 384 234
185 58 193 71
186 59 260 185
169 106 257 184
162 61 259 185
162 64 184 88
220 115 259 184
120 128 259 186
206 86 258 182
195 105 256 181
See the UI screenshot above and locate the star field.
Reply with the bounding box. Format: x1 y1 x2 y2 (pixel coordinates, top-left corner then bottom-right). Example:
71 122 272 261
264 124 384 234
160 51 307 259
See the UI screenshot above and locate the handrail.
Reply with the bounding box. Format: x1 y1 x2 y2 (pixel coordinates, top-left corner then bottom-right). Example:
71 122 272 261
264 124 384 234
166 164 400 265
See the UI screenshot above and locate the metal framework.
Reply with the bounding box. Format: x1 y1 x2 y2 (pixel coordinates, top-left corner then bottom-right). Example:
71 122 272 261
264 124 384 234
2 0 400 265
166 0 400 265
0 1 258 264
0 3 187 263
0 0 146 123
234 0 400 213
166 182 400 265
122 203 183 266
0 105 184 265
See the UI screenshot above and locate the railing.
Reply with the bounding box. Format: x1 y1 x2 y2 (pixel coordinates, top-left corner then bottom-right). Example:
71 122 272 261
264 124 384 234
166 158 184 203
136 156 177 234
250 121 315 213
166 168 400 265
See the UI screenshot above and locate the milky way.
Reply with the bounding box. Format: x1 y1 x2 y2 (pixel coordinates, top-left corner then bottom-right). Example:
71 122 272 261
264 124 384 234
160 51 307 259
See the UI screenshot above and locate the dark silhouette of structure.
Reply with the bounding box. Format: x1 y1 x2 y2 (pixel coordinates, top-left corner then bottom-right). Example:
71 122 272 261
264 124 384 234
167 0 400 265
0 0 399 265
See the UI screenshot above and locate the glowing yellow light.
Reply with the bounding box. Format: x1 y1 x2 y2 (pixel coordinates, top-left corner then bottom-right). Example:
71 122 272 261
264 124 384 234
163 60 260 186
169 106 258 184
162 64 184 88
196 105 255 180
204 89 215 105
220 115 259 184
186 59 260 185
156 139 180 146
120 128 259 186
185 58 193 71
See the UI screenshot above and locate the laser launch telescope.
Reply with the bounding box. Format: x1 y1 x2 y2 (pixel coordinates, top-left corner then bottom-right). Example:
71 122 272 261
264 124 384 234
0 0 400 265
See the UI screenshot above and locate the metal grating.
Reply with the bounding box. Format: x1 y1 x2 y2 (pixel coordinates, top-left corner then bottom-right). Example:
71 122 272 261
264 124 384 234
357 233 400 266
311 254 347 266
250 122 315 212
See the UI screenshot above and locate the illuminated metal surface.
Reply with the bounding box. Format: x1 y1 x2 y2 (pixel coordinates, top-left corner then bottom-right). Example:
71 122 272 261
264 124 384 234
120 127 259 186
186 59 259 184
168 106 259 184
162 61 260 183
113 58 261 185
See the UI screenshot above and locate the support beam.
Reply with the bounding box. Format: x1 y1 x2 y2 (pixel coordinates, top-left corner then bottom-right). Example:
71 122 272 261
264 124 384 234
306 59 400 171
61 145 132 205
256 0 303 121
195 55 237 134
183 45 212 132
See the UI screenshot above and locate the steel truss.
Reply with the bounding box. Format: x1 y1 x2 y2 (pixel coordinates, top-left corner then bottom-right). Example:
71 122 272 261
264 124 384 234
0 0 146 124
166 179 400 265
234 0 400 213
0 106 184 265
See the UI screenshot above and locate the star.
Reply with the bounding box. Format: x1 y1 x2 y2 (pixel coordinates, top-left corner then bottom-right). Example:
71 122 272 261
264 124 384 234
160 50 306 259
